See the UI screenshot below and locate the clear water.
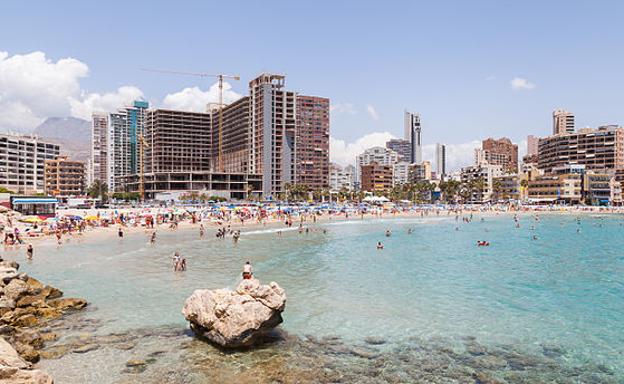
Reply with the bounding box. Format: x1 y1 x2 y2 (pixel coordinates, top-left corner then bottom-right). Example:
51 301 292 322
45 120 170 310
4 213 624 383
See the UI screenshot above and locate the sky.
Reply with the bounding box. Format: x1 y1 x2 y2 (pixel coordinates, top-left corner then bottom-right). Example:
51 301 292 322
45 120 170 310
1 1 623 170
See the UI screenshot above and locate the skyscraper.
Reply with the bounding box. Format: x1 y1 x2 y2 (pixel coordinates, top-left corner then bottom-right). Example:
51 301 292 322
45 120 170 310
295 95 330 190
404 111 422 163
435 143 446 179
553 109 575 135
107 100 148 192
90 113 108 184
249 74 297 197
527 135 539 156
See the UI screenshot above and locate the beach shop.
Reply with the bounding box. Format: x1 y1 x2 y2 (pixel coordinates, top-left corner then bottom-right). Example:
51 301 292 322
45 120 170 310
10 196 57 217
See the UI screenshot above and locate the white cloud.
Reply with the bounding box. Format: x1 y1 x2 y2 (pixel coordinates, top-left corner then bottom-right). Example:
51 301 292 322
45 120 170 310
70 86 144 120
422 140 481 173
331 130 482 172
162 82 241 112
510 77 536 90
0 51 88 131
330 102 356 115
366 105 379 120
330 132 396 166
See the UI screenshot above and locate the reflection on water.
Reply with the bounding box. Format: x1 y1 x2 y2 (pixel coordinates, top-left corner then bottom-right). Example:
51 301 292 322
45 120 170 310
4 214 623 382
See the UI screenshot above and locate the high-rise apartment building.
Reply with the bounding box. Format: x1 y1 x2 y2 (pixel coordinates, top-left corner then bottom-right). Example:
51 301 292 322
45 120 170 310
0 134 60 194
295 95 330 190
404 111 422 163
44 156 85 196
553 109 575 135
408 161 432 182
249 74 297 196
91 113 108 185
480 137 518 173
356 146 399 184
538 126 624 173
361 162 393 192
435 143 446 179
107 100 148 191
392 162 410 186
527 135 539 156
329 163 355 191
386 139 411 162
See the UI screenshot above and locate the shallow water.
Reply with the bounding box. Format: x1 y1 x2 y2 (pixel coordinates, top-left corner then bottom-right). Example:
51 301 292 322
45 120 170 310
5 213 624 383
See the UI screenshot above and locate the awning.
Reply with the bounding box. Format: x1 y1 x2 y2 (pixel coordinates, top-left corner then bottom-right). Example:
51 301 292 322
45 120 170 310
12 198 58 204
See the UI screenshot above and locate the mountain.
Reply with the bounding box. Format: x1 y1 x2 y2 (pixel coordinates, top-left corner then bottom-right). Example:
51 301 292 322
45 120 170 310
33 117 91 162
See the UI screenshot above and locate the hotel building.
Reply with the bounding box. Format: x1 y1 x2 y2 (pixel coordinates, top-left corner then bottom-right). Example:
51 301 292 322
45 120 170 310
44 156 85 196
537 126 624 173
361 162 393 192
0 133 60 194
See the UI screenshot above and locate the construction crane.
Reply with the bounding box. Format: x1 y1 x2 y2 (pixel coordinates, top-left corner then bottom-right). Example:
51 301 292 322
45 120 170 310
140 68 240 173
138 134 149 201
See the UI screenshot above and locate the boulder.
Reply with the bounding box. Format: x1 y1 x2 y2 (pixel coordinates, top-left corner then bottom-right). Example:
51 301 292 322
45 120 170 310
25 277 44 291
182 279 286 348
0 337 53 383
3 280 29 303
46 298 87 311
0 261 19 271
39 286 63 300
0 268 18 285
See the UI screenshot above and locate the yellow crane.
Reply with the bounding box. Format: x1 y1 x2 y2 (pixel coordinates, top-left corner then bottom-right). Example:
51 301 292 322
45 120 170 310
140 68 240 173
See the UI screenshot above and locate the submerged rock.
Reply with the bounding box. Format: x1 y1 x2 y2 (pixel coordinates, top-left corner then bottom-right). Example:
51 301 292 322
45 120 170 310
182 279 286 348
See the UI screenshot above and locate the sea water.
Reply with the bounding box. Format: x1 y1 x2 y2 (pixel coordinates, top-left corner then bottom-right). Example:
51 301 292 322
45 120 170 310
5 213 624 383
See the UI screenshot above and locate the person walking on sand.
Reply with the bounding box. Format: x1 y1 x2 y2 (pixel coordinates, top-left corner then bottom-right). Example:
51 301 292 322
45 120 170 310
150 231 156 244
199 224 205 238
26 244 33 260
118 227 124 238
242 261 253 279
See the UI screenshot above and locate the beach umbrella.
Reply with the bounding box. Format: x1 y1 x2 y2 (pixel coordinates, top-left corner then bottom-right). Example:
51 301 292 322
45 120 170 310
20 216 43 223
85 215 99 221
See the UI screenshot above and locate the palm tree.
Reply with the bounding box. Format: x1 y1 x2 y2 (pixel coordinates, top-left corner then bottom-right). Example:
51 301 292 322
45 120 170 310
492 178 503 202
87 179 108 202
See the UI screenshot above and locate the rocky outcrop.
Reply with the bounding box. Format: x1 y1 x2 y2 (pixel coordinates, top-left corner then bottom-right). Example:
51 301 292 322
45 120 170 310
0 258 88 382
182 279 286 348
0 337 53 384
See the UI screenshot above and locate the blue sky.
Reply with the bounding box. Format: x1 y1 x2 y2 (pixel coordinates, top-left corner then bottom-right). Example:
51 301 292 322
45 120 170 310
1 1 623 167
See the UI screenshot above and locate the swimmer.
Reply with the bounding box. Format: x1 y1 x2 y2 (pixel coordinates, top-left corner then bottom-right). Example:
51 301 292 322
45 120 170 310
242 261 253 279
199 224 205 238
118 227 124 238
385 230 391 237
376 242 384 250
150 232 156 244
26 244 33 260
407 228 413 234
173 251 181 271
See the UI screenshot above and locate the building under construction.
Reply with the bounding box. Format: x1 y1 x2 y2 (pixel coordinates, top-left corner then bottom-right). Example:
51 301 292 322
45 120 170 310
120 108 262 199
115 73 329 199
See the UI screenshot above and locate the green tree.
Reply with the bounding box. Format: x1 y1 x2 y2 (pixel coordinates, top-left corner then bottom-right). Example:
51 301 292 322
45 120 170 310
492 178 503 202
0 187 15 194
87 179 108 202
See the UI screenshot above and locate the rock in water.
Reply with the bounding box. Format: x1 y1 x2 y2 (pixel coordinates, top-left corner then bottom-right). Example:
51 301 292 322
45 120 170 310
182 279 286 348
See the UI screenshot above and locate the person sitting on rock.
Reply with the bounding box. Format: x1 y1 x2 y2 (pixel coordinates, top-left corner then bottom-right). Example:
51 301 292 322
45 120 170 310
242 261 253 279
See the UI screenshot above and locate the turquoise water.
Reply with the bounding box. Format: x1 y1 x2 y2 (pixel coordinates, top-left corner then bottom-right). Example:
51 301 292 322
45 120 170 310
5 213 624 382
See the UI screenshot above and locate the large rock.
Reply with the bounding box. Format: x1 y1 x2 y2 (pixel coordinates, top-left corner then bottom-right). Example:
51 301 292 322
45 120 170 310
3 280 29 303
0 337 53 383
182 279 286 348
